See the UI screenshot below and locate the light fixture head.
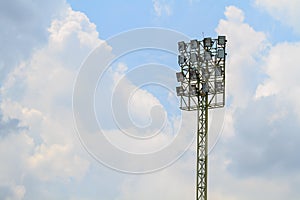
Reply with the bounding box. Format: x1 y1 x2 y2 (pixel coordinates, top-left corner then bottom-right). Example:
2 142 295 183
178 55 186 65
190 39 199 50
218 36 226 45
215 81 224 92
178 41 186 51
190 53 198 63
176 72 184 82
217 49 225 58
189 68 198 81
203 37 212 47
176 86 184 96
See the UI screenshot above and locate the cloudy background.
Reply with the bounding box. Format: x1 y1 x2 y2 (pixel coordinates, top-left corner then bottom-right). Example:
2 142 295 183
1 0 300 199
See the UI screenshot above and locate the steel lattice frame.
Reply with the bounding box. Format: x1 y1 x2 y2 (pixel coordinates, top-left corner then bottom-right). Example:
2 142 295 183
196 94 208 200
176 36 227 200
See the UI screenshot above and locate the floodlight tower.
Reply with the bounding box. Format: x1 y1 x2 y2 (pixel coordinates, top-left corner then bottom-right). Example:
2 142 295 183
176 36 227 200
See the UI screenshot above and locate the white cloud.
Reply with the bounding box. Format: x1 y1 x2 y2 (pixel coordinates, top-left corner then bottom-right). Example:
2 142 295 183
152 0 172 17
92 61 197 170
0 2 191 198
2 1 300 199
211 5 300 200
0 132 31 199
0 132 34 183
255 41 300 120
0 0 67 81
209 149 298 200
116 154 194 200
48 7 101 51
0 4 102 196
0 184 26 200
112 63 163 129
216 6 268 108
224 5 245 23
255 0 300 34
27 143 89 182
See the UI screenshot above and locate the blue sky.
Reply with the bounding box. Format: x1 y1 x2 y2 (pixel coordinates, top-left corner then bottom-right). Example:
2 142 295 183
1 0 300 200
67 0 299 43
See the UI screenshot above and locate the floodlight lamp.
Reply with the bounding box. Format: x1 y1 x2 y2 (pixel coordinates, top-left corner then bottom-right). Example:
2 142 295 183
178 41 186 51
203 37 212 47
190 40 199 50
178 55 186 65
215 81 224 92
190 69 198 81
176 72 184 82
204 51 212 61
217 49 225 58
190 53 198 63
218 36 226 45
176 86 184 96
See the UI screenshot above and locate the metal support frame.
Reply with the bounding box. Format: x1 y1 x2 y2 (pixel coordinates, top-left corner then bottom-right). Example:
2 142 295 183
176 36 227 200
196 94 208 200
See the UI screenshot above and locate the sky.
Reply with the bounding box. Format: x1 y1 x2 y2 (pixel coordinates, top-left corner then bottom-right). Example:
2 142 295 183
1 0 300 199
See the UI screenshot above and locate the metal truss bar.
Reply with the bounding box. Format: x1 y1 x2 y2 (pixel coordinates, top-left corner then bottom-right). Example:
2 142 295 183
196 94 208 200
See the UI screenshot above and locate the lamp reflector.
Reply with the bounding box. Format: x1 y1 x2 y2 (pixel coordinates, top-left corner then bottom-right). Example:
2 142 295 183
203 37 212 47
190 69 198 81
178 55 186 65
176 72 184 82
190 40 199 50
176 86 184 96
178 41 185 51
217 49 225 58
190 53 198 63
218 36 226 45
215 81 224 92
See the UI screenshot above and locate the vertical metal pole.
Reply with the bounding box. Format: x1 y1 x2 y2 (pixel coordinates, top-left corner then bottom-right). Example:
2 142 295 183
196 93 208 200
204 94 208 200
196 108 199 200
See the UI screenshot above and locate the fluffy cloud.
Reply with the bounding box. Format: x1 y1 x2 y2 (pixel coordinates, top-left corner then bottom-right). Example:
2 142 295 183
0 5 101 197
92 62 174 154
255 0 300 34
116 153 195 200
0 125 34 199
0 2 188 198
152 0 172 17
2 1 300 199
210 5 300 200
255 42 300 119
0 184 26 200
0 0 67 81
216 5 268 108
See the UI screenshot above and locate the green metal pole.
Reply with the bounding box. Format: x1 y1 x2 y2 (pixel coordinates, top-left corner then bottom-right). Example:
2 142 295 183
196 108 200 200
196 93 208 200
204 94 208 200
